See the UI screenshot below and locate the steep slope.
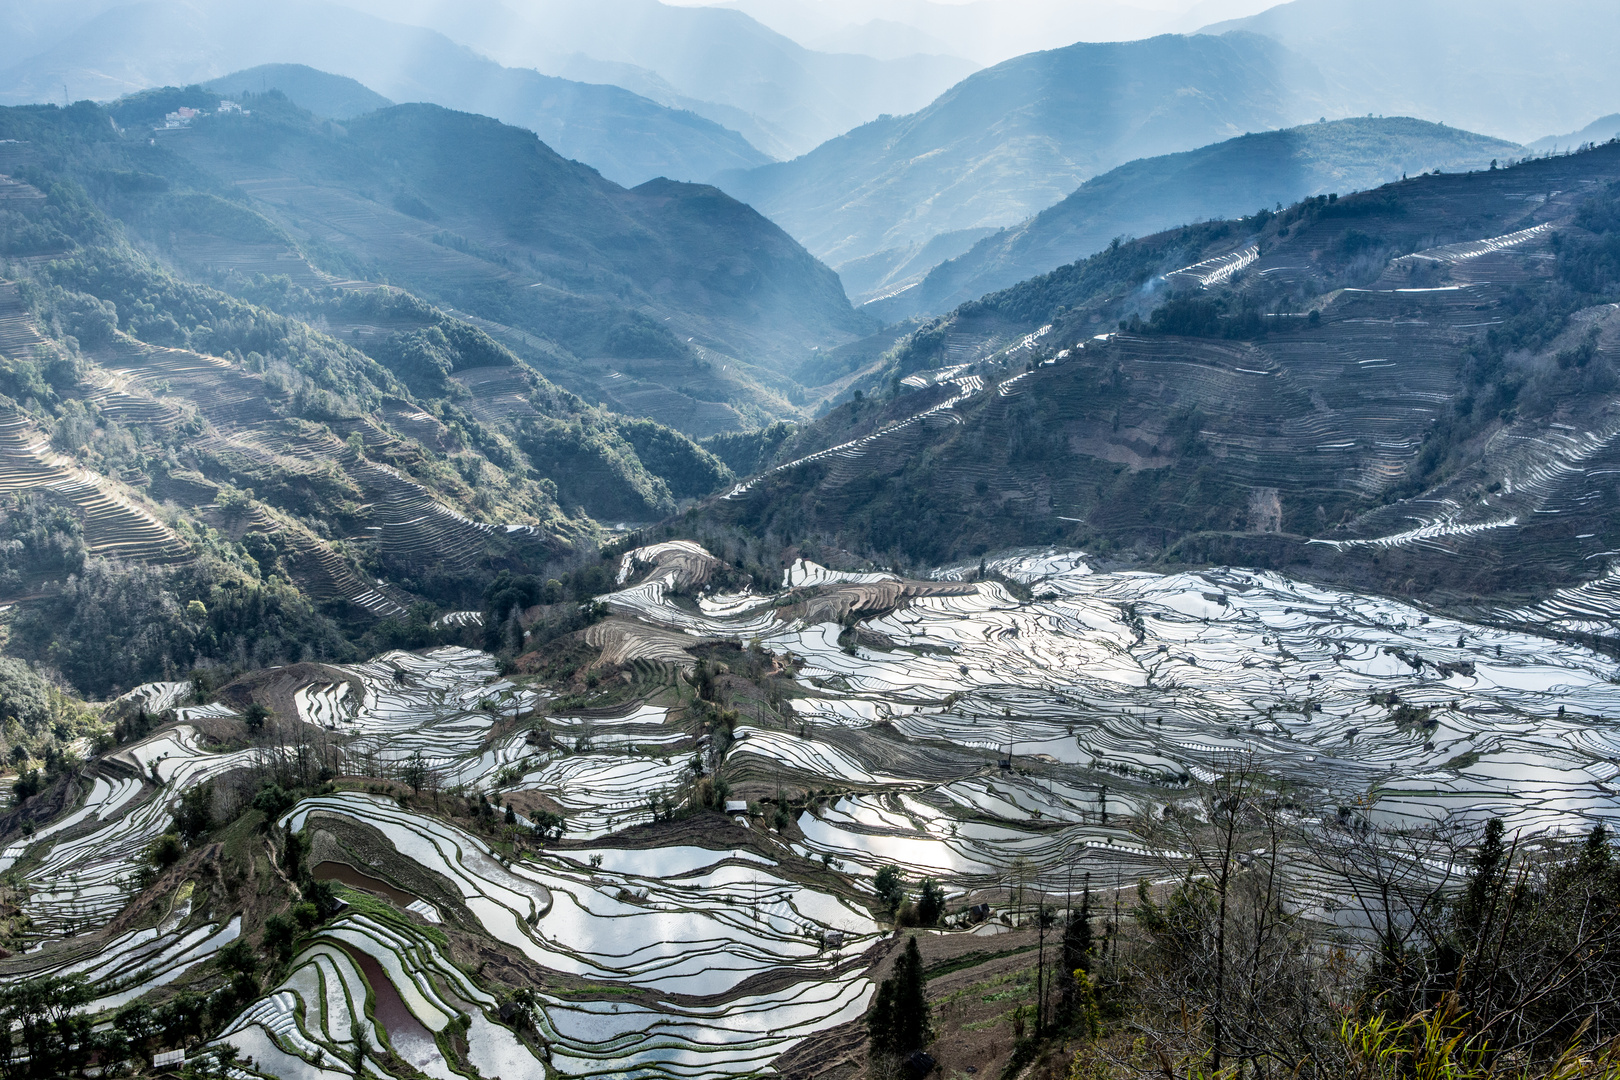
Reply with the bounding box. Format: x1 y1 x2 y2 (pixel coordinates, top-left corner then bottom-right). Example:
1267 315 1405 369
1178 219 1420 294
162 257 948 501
0 0 768 187
0 100 743 691
202 64 393 120
1204 0 1620 144
878 117 1523 316
716 32 1324 279
146 96 869 431
337 0 979 161
706 145 1620 643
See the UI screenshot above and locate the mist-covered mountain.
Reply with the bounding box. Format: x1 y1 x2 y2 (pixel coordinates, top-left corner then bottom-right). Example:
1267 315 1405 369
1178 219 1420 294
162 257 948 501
1203 0 1620 144
876 116 1523 317
0 0 769 186
1530 114 1620 155
716 32 1324 291
203 63 392 120
0 93 757 675
714 0 1274 66
121 91 870 432
334 0 979 162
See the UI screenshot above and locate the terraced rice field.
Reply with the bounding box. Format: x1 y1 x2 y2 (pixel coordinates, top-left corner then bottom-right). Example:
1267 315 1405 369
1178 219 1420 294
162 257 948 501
271 792 880 1079
218 911 537 1080
0 285 537 615
0 406 188 565
13 535 1620 1078
1 725 259 939
598 544 1620 893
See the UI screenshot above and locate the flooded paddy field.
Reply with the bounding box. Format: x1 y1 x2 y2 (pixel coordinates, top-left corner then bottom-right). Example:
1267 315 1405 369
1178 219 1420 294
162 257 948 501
4 539 1616 1079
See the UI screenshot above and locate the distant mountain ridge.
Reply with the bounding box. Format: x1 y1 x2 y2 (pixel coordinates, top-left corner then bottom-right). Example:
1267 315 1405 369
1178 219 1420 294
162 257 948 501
203 63 392 120
137 93 869 432
1530 115 1620 155
0 0 769 187
880 116 1524 318
338 0 979 160
1202 0 1620 144
716 32 1325 291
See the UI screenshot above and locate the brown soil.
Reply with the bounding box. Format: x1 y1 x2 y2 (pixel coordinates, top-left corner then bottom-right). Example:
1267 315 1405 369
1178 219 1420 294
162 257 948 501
341 944 446 1074
311 859 416 906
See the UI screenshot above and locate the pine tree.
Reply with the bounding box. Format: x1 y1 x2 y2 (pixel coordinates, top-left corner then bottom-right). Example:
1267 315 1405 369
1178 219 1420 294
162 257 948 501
866 978 897 1058
867 936 932 1063
1059 887 1094 1022
891 936 932 1052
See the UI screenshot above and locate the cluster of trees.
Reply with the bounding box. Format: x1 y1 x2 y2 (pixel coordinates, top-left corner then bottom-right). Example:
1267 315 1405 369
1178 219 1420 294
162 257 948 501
1087 763 1620 1078
36 253 404 422
702 420 795 478
0 655 84 754
0 339 86 414
479 561 620 657
1119 296 1293 341
2 655 94 808
874 864 947 927
867 936 933 1073
858 760 1619 1080
8 555 352 698
0 970 248 1078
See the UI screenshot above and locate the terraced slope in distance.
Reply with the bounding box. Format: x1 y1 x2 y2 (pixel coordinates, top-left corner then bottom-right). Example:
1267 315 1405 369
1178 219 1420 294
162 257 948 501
707 145 1620 644
880 116 1524 317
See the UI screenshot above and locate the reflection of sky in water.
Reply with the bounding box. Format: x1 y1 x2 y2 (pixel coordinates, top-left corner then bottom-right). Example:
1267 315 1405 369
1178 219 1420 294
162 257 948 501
596 548 1620 844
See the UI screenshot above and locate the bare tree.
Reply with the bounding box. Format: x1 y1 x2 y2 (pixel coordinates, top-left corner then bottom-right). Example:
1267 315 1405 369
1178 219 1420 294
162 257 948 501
1132 753 1343 1077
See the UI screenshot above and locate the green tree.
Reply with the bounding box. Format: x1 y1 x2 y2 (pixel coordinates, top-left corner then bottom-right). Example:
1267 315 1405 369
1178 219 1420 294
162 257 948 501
113 1002 159 1060
148 831 183 869
218 938 259 977
1059 886 1095 1024
263 913 296 962
915 878 946 926
401 751 429 795
874 865 905 916
280 826 304 880
173 781 213 843
530 810 566 841
252 783 295 822
0 974 94 1078
867 936 932 1063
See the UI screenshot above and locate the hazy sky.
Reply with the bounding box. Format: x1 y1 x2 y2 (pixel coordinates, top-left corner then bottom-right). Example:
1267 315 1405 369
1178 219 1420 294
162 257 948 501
663 0 1284 64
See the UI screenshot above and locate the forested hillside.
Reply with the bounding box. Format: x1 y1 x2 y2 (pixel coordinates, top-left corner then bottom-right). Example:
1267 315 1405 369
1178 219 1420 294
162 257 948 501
0 97 742 697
